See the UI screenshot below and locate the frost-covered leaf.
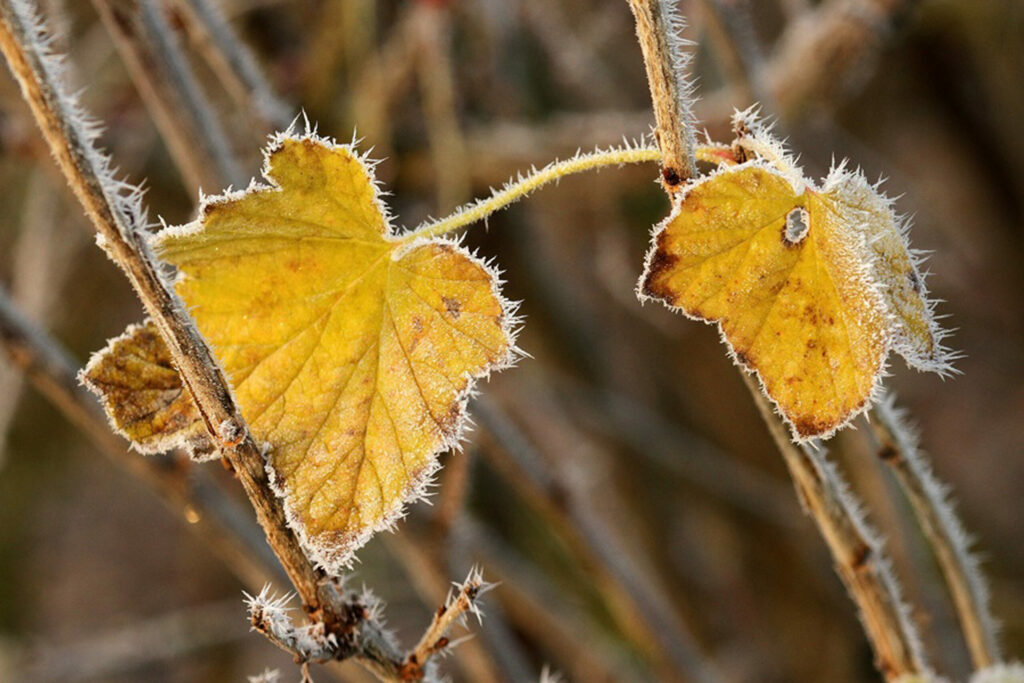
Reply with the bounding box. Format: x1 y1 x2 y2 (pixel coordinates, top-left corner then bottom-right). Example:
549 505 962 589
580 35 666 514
638 122 951 441
150 133 517 570
81 319 214 459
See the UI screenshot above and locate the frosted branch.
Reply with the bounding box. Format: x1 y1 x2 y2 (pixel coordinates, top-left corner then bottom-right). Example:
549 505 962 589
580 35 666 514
398 567 496 680
743 374 931 680
870 394 1002 668
626 0 699 187
0 0 368 664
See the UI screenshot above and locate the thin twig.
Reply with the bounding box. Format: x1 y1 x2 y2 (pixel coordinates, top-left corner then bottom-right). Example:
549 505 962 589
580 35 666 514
398 567 494 680
412 3 469 214
0 4 408 676
744 375 929 680
90 0 245 191
626 0 698 188
454 515 643 682
171 0 292 131
868 395 1001 668
384 532 503 683
0 285 282 592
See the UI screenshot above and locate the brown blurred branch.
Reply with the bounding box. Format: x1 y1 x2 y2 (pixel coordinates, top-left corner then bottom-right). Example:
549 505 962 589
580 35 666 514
412 3 469 214
744 375 929 680
171 0 292 131
765 0 920 118
868 396 1001 669
0 285 282 591
0 170 84 468
90 0 245 191
10 599 252 682
454 515 643 682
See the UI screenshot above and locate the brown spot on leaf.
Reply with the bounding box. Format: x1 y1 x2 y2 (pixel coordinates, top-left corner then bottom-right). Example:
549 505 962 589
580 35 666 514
794 415 829 438
442 296 461 319
641 247 680 301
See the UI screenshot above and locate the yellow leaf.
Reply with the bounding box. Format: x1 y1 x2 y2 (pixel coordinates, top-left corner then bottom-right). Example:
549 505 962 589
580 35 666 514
81 319 213 459
827 168 951 371
152 134 517 569
639 128 950 441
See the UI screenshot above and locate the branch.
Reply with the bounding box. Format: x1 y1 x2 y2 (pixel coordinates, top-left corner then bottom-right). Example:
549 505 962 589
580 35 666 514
625 2 931 677
89 0 244 191
171 0 292 131
868 395 1001 668
743 375 930 680
0 0 384 659
398 568 495 680
384 531 505 682
626 0 698 187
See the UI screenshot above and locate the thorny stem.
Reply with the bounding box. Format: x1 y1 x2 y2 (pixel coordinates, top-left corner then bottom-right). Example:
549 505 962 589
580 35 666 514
0 2 411 674
626 0 698 188
398 569 491 680
404 146 661 242
868 398 1001 669
744 376 928 680
384 533 504 683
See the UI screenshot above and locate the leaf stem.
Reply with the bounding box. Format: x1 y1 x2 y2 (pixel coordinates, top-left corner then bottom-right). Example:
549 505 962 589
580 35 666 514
868 395 1001 669
402 145 661 242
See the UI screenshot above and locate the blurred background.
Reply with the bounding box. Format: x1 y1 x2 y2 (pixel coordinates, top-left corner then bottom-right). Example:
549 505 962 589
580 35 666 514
0 0 1021 681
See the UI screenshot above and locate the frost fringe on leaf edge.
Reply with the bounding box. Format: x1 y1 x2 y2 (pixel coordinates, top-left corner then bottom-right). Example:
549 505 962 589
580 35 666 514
636 111 954 443
151 122 524 574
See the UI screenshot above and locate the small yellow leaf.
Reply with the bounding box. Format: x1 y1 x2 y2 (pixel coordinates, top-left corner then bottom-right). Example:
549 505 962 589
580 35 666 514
639 128 950 440
81 319 213 459
152 134 516 569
